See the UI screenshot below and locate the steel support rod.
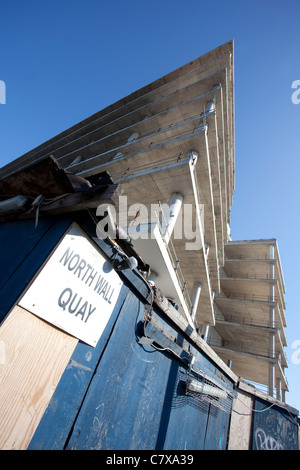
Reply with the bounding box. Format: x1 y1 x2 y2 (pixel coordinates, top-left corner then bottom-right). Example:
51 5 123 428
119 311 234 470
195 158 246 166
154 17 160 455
161 192 183 245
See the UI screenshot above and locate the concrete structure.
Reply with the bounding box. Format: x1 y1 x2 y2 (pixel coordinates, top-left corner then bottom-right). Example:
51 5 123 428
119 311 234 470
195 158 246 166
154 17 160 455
0 40 290 404
211 239 288 401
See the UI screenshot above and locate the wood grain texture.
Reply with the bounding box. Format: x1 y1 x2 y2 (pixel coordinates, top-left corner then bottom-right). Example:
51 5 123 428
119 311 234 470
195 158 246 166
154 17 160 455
0 305 77 449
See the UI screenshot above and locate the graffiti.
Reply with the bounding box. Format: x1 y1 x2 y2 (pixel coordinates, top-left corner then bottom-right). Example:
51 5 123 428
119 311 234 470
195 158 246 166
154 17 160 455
291 80 300 104
291 339 300 364
255 428 283 450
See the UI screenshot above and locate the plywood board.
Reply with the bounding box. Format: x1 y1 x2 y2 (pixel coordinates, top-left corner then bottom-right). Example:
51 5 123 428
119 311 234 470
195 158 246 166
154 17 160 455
227 391 253 450
0 306 77 450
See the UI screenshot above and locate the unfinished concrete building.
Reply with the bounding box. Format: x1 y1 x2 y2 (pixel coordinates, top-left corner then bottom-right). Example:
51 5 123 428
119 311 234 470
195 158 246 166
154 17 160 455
0 40 289 403
213 239 288 401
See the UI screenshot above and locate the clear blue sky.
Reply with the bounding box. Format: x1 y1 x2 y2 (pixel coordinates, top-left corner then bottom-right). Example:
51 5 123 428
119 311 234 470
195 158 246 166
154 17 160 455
1 0 300 411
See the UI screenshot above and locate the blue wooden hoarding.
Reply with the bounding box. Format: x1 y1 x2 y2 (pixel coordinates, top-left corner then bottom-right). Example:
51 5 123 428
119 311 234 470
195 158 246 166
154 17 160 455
5 216 234 450
29 284 234 450
0 218 72 322
2 217 297 451
25 215 233 450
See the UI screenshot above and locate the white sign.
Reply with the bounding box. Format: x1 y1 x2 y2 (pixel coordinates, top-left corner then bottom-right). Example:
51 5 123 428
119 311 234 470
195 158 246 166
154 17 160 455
20 224 123 347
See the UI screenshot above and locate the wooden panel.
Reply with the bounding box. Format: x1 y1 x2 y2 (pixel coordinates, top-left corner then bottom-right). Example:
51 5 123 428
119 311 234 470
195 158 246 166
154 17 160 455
227 392 253 450
144 313 234 450
0 306 77 450
203 401 232 450
0 218 72 323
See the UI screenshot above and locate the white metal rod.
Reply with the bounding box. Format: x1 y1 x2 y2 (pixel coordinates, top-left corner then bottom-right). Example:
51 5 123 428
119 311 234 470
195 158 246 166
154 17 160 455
191 283 202 321
161 192 183 245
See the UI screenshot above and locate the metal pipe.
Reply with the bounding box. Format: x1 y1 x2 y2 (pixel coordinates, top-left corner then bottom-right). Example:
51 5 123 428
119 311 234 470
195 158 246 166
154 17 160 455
201 322 210 342
161 192 183 245
191 283 202 321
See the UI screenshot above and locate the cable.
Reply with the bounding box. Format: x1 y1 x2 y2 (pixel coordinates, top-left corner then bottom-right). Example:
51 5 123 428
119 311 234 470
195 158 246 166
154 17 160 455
232 390 298 422
232 397 277 416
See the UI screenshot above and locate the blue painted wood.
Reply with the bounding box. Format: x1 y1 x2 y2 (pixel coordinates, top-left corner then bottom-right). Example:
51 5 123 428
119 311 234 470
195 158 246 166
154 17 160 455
65 293 174 450
154 361 212 450
144 310 234 390
29 276 235 450
59 297 234 450
143 315 233 450
252 398 299 450
0 219 53 288
0 218 72 322
25 217 152 449
203 403 231 450
80 218 153 304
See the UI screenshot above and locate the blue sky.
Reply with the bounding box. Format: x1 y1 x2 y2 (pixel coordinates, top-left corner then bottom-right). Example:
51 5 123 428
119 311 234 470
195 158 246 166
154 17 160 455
1 0 300 411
